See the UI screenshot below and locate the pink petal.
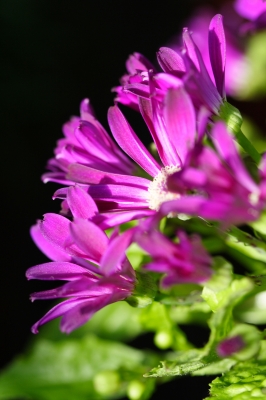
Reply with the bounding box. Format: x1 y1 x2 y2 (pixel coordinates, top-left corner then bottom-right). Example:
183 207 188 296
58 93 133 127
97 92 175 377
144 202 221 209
209 14 226 98
87 184 149 202
94 209 155 230
67 186 98 219
70 218 108 263
108 105 161 177
31 298 86 333
157 47 186 75
60 295 113 333
67 164 150 188
211 122 258 193
30 223 71 262
164 87 196 165
26 261 96 281
100 229 135 276
40 213 88 259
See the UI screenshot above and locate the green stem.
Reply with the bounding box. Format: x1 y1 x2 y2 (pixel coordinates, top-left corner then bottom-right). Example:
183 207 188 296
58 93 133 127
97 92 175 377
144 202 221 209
236 129 261 164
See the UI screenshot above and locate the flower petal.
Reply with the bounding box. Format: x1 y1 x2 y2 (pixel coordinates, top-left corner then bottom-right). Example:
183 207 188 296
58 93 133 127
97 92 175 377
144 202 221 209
100 229 135 276
108 105 161 177
211 122 258 193
157 47 186 75
31 298 86 333
67 186 98 219
70 218 108 263
67 164 150 188
209 14 226 98
26 261 96 281
30 223 71 262
60 295 113 333
93 209 155 230
164 87 196 165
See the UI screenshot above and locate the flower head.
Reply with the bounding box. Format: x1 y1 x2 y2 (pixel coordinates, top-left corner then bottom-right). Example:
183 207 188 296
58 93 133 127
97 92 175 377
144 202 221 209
161 121 266 227
135 226 212 287
121 14 227 116
168 8 250 97
42 98 134 185
27 210 135 333
46 83 198 227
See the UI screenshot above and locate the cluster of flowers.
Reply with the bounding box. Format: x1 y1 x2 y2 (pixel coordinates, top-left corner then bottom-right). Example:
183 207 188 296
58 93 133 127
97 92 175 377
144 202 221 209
27 5 266 339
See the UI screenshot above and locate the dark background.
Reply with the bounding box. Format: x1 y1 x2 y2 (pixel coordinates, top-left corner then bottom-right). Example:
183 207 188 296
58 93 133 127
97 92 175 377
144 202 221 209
1 0 257 398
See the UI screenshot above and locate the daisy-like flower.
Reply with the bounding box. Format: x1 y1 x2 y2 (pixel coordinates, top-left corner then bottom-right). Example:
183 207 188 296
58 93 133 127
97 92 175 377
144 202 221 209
49 84 198 227
27 207 136 333
119 14 226 119
42 98 134 186
135 226 212 287
160 121 266 227
168 8 250 97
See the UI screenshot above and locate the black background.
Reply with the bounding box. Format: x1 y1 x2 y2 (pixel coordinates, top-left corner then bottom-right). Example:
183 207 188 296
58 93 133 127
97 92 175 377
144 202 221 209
1 0 259 398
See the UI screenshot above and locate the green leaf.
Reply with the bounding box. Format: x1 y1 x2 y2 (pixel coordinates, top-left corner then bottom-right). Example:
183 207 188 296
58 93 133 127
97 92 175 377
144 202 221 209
235 289 266 325
205 359 266 399
0 335 158 400
146 259 254 378
250 210 266 238
225 228 266 274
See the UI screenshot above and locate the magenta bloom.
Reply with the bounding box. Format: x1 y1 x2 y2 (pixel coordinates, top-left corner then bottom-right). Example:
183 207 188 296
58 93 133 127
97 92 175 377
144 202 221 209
47 84 198 227
234 0 266 31
120 14 226 117
42 98 134 185
217 335 245 358
27 212 135 333
136 227 212 287
162 121 266 227
168 8 250 97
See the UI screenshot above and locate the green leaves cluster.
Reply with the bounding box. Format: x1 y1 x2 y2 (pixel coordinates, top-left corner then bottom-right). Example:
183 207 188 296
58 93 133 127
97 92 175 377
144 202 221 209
206 349 266 399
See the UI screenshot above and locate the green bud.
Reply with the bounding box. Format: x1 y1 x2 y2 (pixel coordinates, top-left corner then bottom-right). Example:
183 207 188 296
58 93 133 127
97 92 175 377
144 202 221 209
93 370 120 395
126 271 158 308
154 330 173 349
127 380 145 400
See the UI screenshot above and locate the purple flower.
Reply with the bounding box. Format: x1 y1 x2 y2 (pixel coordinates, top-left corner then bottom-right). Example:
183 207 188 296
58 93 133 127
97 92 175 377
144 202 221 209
47 85 198 227
135 227 212 287
27 212 135 333
234 0 266 31
168 8 250 97
161 121 266 227
217 335 245 357
42 98 134 185
120 14 226 117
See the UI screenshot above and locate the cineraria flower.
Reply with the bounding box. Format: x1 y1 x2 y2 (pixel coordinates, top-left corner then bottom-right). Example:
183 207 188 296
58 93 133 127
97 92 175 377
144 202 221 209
168 8 250 97
118 14 227 119
234 0 266 31
161 121 266 227
42 98 134 185
135 226 212 287
27 211 135 333
50 84 198 226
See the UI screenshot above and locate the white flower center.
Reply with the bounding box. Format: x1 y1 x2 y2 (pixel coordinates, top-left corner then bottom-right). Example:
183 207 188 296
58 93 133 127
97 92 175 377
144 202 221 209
148 166 181 211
